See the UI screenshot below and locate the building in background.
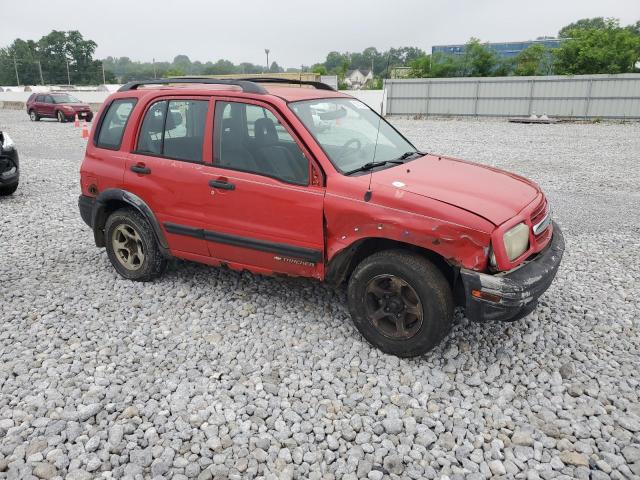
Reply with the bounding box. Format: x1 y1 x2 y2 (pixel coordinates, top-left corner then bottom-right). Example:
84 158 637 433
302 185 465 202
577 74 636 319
344 69 373 89
432 38 564 58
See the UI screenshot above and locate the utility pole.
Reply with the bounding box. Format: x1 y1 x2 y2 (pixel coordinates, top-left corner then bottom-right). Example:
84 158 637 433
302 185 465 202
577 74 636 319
101 62 106 84
66 60 71 86
152 58 157 79
265 49 270 73
37 60 44 85
13 57 20 85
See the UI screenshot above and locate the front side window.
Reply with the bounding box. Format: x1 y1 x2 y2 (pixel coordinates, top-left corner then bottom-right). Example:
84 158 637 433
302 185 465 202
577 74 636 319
95 98 137 150
213 101 308 185
289 98 416 174
137 99 207 162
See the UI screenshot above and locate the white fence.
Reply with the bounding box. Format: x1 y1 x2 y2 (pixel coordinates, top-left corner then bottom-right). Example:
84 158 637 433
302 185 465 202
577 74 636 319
385 74 640 119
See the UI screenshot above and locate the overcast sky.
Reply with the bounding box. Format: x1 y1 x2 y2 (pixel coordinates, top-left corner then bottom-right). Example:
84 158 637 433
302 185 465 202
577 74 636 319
2 0 639 67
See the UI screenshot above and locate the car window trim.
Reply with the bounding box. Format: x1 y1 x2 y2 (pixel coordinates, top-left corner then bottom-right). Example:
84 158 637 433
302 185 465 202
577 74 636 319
94 97 139 151
132 97 210 164
211 97 314 187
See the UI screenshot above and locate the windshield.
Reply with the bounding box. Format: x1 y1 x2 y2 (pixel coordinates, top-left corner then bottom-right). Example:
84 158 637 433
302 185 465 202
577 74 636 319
289 98 416 174
52 94 81 104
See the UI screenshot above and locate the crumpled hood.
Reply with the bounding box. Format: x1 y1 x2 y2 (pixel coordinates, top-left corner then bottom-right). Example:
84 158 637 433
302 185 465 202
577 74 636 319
372 154 539 225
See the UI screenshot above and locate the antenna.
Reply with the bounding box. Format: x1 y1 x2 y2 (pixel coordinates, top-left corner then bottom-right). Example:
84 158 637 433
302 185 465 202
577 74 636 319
364 51 392 202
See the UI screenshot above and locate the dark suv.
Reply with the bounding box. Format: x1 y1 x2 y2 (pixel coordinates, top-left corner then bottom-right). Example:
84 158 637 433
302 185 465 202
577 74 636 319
78 78 564 357
26 92 93 122
0 131 19 195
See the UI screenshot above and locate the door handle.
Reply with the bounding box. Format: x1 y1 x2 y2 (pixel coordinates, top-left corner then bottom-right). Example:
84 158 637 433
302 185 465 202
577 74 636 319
131 164 151 175
209 180 235 190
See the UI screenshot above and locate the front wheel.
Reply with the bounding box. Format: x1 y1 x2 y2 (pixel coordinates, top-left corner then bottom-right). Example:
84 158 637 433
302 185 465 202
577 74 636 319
29 110 40 122
57 111 67 123
104 208 167 281
347 250 453 357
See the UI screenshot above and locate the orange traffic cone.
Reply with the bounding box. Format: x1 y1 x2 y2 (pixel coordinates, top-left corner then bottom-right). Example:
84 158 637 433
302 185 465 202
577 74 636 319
81 122 89 139
74 114 79 127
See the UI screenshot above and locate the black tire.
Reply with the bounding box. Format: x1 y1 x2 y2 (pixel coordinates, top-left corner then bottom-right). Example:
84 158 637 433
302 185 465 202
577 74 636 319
29 110 40 122
104 208 167 281
56 110 66 123
347 249 453 357
0 183 18 196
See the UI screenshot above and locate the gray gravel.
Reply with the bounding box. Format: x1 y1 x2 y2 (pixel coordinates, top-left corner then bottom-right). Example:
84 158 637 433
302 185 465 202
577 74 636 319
1 109 639 480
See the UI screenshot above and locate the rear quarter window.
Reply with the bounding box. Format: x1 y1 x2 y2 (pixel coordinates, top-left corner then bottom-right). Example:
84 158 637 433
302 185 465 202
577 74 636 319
95 98 137 150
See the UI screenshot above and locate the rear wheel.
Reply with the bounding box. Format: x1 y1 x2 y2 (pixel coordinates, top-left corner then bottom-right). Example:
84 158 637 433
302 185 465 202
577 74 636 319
104 208 167 281
57 111 66 123
347 249 453 357
29 110 39 122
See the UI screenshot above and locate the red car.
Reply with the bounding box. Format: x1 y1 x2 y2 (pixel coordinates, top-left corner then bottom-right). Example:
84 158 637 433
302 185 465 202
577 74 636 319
26 92 93 122
78 78 564 357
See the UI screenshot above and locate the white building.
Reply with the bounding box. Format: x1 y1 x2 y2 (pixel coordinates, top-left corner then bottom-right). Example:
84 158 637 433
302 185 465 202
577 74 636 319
344 69 373 89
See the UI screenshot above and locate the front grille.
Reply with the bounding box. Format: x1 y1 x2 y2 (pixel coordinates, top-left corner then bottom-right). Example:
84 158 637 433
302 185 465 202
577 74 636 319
530 197 548 228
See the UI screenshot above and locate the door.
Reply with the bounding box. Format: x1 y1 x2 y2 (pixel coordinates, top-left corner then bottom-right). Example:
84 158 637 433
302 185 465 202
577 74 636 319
42 95 55 118
124 97 213 257
202 99 325 277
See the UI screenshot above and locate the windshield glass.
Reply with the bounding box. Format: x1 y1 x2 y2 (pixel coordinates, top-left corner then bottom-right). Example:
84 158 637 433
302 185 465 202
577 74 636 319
52 94 81 104
289 98 416 174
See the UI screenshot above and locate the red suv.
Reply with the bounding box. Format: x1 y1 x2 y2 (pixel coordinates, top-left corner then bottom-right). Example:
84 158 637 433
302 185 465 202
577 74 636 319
26 92 93 122
78 78 564 357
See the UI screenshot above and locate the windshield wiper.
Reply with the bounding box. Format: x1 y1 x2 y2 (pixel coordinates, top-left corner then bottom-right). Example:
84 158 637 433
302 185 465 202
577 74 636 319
344 151 425 176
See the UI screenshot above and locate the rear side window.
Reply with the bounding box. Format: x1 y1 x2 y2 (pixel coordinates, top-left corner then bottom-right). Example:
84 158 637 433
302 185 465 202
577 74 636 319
137 99 208 163
95 98 137 150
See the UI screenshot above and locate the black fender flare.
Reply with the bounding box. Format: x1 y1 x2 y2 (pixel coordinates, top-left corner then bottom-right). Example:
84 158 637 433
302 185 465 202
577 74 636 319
92 188 171 257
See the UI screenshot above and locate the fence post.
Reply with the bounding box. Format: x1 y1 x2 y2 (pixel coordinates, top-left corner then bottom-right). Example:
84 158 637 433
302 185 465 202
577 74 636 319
584 79 593 119
473 79 480 116
425 80 430 117
385 80 392 116
527 79 535 115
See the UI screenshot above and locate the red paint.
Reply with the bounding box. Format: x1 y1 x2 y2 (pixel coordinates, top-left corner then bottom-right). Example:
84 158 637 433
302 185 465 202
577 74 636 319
81 84 553 278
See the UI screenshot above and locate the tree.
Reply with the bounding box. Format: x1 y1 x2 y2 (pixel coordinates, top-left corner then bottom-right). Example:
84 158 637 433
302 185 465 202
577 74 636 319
513 44 554 76
268 61 283 73
459 38 498 76
311 65 327 75
554 19 640 74
559 17 608 38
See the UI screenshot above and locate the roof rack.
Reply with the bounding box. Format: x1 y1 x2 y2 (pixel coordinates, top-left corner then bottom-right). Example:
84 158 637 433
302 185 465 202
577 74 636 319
238 77 335 91
117 77 268 94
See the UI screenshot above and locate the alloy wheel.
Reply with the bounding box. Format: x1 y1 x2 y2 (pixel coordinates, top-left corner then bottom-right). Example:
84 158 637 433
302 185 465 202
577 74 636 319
364 274 423 339
111 224 145 271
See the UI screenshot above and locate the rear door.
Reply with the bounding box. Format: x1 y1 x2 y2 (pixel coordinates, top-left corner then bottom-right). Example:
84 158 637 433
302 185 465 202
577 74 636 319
200 98 325 277
42 95 55 118
124 96 213 257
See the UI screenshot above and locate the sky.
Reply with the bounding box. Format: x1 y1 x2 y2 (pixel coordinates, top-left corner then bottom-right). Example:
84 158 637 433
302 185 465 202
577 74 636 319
1 0 639 67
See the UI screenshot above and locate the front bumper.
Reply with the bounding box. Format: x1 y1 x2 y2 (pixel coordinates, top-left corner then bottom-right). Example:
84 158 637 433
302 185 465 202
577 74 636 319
460 222 565 322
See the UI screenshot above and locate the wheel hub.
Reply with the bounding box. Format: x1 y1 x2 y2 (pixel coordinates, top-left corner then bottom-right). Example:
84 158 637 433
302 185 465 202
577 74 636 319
112 224 145 271
364 274 423 339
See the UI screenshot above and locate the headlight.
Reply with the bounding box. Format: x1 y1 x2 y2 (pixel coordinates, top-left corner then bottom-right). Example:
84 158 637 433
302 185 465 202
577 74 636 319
503 222 530 261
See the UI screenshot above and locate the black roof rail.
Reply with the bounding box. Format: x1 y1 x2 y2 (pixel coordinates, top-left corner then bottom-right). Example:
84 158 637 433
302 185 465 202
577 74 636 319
237 77 335 91
117 77 268 94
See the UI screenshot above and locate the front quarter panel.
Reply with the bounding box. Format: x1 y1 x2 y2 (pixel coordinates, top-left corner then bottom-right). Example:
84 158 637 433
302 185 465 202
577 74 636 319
324 176 494 271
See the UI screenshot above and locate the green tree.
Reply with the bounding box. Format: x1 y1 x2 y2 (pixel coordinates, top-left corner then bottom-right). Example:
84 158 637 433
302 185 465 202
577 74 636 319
459 38 498 76
554 19 640 74
559 17 608 38
311 65 327 75
513 44 554 76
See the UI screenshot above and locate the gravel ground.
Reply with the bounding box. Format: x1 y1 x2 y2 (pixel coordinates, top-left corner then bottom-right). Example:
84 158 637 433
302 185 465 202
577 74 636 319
1 109 639 480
